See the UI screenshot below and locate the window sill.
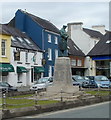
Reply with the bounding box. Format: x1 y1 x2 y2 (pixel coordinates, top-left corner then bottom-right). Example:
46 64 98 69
1 56 7 58
17 81 22 83
17 62 22 64
34 63 38 65
48 59 52 61
25 62 30 64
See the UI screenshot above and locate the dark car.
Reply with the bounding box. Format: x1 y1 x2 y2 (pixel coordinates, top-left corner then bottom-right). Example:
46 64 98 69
0 82 17 92
82 79 98 88
82 75 110 88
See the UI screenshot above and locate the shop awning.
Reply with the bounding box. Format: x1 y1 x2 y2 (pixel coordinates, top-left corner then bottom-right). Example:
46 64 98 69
34 66 44 73
0 63 15 72
17 66 28 73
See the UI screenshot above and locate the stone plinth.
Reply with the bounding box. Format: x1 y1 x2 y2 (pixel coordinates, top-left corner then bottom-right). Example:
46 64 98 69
46 57 79 96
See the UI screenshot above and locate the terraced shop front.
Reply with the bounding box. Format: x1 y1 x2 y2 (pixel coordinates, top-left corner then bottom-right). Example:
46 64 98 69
0 63 15 82
34 66 45 81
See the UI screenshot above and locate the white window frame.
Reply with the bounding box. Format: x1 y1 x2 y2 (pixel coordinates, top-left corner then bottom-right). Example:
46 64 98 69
77 59 82 66
55 36 58 44
71 59 76 66
1 39 6 57
48 48 52 60
48 34 51 43
55 49 58 59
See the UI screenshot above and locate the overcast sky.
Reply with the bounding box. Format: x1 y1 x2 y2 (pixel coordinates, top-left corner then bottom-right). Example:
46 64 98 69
0 1 109 30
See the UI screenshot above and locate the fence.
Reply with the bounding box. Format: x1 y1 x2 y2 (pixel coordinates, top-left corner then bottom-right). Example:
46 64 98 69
0 88 110 110
0 90 82 110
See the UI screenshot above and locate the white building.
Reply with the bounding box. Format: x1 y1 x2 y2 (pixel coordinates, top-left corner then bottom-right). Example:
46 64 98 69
67 22 104 76
3 25 43 87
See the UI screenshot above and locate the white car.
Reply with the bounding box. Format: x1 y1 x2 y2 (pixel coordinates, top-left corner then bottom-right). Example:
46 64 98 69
30 77 53 91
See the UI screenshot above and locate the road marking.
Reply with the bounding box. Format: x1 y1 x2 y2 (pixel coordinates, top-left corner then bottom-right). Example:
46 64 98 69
19 101 110 118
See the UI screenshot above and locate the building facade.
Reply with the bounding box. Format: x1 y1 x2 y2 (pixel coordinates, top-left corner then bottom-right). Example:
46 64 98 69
0 25 15 82
67 22 104 76
88 31 111 78
8 9 60 77
1 25 43 87
67 38 86 76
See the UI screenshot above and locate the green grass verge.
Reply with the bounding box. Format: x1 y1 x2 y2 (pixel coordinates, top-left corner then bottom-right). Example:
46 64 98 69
85 90 111 96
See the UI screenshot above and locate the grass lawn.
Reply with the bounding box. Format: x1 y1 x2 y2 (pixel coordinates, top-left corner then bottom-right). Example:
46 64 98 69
0 94 59 109
85 90 111 96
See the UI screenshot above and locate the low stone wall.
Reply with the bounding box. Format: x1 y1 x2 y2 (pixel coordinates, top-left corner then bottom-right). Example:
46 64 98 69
2 95 110 119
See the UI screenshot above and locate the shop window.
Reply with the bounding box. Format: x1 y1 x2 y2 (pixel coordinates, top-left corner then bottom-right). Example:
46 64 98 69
17 73 22 83
14 51 20 61
31 68 34 83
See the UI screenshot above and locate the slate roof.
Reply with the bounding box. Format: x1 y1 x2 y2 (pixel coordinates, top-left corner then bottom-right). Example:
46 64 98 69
1 24 42 52
87 31 111 56
20 10 60 34
0 24 10 35
67 38 85 57
83 28 103 39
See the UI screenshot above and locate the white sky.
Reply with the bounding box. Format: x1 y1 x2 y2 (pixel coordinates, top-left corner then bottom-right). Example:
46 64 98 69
0 0 110 30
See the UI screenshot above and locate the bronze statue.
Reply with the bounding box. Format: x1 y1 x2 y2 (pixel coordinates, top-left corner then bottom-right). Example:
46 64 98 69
59 25 69 56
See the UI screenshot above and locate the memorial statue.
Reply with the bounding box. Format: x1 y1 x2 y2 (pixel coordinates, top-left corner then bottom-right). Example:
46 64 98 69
59 25 69 57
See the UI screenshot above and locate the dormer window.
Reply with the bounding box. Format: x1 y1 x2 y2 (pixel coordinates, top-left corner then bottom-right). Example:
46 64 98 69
106 40 111 44
74 45 79 51
17 37 24 42
48 34 51 43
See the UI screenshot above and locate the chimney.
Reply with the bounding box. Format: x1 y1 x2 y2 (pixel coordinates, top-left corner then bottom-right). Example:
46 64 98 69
67 22 83 38
92 25 106 35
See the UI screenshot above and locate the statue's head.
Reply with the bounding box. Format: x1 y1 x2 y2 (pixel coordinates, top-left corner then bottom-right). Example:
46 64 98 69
63 25 67 29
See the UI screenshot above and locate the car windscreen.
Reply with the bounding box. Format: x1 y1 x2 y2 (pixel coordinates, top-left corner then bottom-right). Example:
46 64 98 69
37 78 49 84
73 76 84 80
0 82 9 87
95 76 109 81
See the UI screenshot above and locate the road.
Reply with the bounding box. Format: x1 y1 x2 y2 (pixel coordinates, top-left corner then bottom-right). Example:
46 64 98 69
6 101 110 120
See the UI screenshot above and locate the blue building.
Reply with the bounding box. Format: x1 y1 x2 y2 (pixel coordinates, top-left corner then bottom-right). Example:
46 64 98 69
8 9 61 77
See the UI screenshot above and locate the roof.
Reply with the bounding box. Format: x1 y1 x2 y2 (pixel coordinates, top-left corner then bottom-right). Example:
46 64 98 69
1 24 42 51
20 10 60 34
83 28 103 39
67 38 85 57
87 31 111 56
0 24 10 35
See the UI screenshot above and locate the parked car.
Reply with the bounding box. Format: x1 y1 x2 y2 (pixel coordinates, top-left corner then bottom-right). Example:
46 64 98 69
81 79 98 88
82 75 110 88
30 77 53 91
0 82 18 92
72 75 87 86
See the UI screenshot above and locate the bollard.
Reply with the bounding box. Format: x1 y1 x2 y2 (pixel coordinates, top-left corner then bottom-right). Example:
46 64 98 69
2 93 6 110
35 91 38 105
61 89 63 102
